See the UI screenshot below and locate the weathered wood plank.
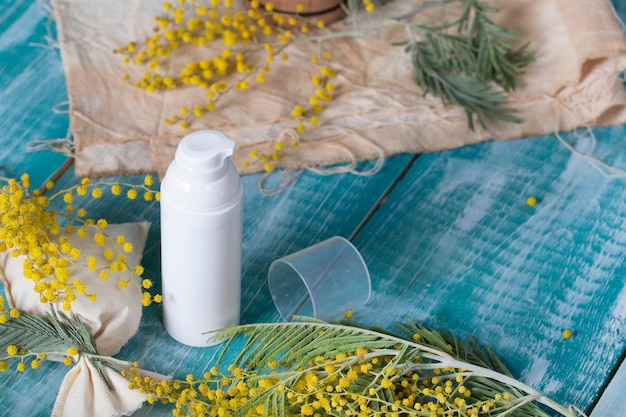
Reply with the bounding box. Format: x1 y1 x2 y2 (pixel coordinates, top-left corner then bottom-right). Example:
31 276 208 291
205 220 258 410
0 3 76 412
0 0 69 186
591 355 626 417
589 0 626 412
350 127 626 413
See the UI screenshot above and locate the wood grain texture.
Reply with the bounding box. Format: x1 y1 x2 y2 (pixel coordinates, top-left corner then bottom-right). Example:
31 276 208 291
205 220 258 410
591 357 626 417
0 0 69 186
351 127 626 413
589 7 626 411
0 3 74 414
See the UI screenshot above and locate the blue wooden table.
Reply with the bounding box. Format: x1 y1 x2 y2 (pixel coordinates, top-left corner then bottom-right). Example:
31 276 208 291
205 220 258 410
2 1 626 416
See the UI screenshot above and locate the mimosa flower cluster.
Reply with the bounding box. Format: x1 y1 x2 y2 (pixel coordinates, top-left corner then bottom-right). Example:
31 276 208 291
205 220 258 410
0 311 578 417
114 0 375 172
124 349 513 417
118 319 575 417
0 174 161 311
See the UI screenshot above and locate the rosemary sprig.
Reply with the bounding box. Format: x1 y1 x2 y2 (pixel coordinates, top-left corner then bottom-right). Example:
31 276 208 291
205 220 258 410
399 0 534 130
0 306 94 355
0 306 116 389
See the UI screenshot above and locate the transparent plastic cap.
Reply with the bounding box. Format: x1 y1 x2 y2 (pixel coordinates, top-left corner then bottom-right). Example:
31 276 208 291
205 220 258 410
175 130 236 182
268 236 371 322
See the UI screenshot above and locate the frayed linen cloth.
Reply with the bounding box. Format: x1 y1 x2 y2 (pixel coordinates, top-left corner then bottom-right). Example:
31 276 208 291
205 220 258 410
50 0 626 179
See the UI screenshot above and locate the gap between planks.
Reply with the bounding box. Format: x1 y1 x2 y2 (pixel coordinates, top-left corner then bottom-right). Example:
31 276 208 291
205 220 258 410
37 157 74 195
341 151 625 415
587 345 626 416
348 154 419 242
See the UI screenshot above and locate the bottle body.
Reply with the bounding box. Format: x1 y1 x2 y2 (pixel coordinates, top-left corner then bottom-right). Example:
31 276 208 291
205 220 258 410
160 130 243 347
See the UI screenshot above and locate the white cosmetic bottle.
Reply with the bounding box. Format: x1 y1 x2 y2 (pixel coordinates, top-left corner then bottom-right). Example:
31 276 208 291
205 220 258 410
160 130 243 347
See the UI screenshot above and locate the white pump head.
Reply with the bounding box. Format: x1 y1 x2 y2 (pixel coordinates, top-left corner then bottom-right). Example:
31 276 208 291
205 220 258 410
174 130 236 182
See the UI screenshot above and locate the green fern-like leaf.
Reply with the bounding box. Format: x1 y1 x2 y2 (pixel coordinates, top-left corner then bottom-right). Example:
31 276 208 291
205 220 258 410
206 319 577 417
0 306 96 355
0 306 115 389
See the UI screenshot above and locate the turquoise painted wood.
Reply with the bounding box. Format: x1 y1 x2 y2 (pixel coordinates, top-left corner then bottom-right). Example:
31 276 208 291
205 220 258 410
351 128 626 414
591 358 626 417
3 0 626 416
0 0 69 186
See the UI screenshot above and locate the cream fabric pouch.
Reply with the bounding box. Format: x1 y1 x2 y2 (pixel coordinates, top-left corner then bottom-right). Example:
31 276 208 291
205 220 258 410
0 222 167 417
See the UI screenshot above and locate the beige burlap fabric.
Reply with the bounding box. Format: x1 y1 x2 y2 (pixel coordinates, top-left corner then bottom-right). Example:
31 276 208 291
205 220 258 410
50 0 626 179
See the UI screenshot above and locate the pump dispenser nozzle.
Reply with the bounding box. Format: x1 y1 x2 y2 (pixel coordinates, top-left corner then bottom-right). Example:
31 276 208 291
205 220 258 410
174 130 236 182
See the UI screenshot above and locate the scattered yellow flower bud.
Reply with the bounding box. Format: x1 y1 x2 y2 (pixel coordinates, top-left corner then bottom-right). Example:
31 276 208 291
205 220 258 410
291 105 303 118
127 189 138 200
